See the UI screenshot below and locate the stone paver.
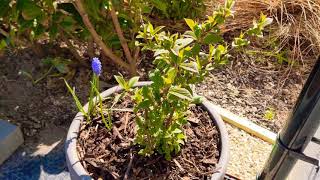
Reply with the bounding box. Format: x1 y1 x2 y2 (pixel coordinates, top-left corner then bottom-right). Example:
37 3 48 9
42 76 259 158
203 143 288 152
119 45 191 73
0 124 70 180
0 120 24 164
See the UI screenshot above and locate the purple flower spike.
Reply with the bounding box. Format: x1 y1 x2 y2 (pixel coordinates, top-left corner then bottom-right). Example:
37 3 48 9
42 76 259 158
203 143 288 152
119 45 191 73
92 57 102 76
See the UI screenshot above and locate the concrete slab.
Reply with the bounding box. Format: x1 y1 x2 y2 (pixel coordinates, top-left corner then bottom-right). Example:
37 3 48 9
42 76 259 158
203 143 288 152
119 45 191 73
288 126 320 180
0 120 24 164
0 124 70 180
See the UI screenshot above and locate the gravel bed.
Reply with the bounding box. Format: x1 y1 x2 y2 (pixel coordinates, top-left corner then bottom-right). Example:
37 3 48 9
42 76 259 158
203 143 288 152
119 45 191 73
196 59 313 132
226 124 273 179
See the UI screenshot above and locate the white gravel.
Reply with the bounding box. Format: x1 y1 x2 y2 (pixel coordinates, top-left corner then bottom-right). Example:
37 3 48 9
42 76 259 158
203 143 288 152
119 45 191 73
225 124 273 179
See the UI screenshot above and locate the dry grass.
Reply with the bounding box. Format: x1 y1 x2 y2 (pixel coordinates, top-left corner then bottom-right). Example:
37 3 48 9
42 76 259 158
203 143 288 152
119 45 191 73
206 0 320 62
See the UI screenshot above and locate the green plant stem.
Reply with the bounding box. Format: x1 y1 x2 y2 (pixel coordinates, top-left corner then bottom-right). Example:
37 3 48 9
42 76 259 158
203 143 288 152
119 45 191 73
33 66 54 84
92 75 112 130
88 75 95 116
165 106 175 128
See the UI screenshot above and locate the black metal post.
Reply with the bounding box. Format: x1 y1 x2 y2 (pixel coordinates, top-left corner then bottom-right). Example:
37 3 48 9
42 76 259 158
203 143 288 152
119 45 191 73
258 57 320 180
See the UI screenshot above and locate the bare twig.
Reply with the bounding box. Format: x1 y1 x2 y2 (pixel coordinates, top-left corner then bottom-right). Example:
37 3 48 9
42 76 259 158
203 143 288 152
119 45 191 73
173 159 185 172
123 150 134 180
112 126 124 140
133 47 140 63
182 158 201 173
0 28 9 37
165 107 175 128
124 112 129 133
109 7 137 74
73 0 132 73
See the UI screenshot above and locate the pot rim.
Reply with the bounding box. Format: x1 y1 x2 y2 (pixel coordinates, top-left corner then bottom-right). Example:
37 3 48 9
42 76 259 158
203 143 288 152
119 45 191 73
65 81 229 180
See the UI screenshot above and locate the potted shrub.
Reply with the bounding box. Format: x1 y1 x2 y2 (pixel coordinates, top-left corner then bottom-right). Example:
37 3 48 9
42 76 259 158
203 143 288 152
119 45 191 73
65 0 272 179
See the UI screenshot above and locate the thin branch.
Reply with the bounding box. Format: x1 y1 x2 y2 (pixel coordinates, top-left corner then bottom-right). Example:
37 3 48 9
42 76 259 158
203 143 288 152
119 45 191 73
73 0 132 72
123 150 134 180
109 7 136 74
133 47 140 63
0 28 9 37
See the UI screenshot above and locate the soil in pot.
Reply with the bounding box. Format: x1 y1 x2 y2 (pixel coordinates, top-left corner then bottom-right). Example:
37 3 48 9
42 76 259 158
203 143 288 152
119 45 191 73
77 94 220 179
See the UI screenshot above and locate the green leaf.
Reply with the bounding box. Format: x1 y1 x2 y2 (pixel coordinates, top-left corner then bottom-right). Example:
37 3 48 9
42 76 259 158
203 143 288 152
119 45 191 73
128 76 139 88
137 100 152 109
60 16 77 31
153 26 165 34
147 22 154 34
169 87 193 101
154 49 169 57
232 37 250 47
0 40 7 49
114 75 128 90
191 44 201 56
203 33 223 44
192 95 204 104
164 68 176 84
150 0 168 16
64 79 87 118
184 18 195 31
21 1 44 20
180 62 199 73
172 38 193 55
172 128 182 134
43 57 71 74
177 133 185 140
176 139 185 145
225 0 235 9
264 17 273 27
0 0 10 17
194 25 202 39
91 81 111 129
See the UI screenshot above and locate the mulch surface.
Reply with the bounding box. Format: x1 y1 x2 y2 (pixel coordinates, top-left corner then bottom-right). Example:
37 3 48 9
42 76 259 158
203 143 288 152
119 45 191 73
78 95 220 179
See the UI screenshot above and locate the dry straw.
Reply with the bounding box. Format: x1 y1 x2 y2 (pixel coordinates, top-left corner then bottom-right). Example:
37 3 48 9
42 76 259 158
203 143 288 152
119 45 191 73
206 0 320 62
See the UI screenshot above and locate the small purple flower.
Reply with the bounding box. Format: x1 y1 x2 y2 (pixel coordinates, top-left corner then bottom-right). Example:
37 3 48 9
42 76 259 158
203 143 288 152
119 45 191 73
91 57 102 76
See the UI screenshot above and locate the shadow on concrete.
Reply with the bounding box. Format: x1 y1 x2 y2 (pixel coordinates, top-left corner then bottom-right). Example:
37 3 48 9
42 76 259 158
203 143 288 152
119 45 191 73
0 124 70 180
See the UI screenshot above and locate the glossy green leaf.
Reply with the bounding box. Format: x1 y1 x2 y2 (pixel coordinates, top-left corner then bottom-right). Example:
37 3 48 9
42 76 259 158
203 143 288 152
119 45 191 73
150 0 168 16
203 33 223 44
114 75 128 90
169 87 193 101
154 49 169 57
0 40 7 49
164 67 176 84
180 62 199 73
172 128 182 134
184 18 195 31
64 79 88 119
21 1 44 20
172 38 193 55
128 76 140 88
